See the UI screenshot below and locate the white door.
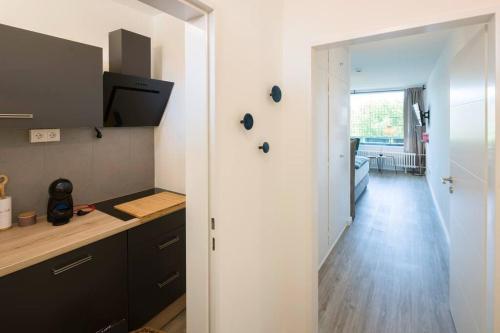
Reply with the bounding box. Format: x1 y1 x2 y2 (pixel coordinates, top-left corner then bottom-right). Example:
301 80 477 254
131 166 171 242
328 47 351 246
449 27 488 333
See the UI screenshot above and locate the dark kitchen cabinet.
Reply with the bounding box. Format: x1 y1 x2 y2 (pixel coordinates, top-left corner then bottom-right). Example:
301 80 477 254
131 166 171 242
0 205 186 332
0 233 128 333
128 209 187 330
0 23 102 128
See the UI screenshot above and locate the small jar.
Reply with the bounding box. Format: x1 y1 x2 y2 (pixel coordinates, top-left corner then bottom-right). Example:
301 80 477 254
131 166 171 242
18 211 37 227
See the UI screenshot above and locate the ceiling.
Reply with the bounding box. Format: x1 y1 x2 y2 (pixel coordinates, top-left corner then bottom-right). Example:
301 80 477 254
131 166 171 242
111 0 163 16
112 0 205 21
350 30 451 91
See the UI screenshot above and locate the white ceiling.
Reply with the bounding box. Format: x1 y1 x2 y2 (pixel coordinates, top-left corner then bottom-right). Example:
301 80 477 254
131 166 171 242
111 0 162 16
350 30 451 91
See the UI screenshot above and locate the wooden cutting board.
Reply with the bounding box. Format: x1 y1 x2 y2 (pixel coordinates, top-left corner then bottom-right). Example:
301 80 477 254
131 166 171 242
114 192 186 218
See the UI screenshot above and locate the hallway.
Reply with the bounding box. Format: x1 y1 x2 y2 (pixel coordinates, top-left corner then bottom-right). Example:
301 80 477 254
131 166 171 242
319 172 456 333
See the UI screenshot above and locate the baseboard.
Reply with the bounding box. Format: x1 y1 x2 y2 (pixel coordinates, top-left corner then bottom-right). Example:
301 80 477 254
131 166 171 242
426 175 450 245
318 223 349 270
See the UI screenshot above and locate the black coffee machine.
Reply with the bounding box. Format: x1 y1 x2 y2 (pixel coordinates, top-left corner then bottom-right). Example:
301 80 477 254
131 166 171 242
47 178 73 226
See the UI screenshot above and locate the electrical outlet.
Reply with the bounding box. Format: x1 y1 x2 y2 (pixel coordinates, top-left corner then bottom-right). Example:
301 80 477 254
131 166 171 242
29 129 61 143
30 129 47 143
46 129 60 142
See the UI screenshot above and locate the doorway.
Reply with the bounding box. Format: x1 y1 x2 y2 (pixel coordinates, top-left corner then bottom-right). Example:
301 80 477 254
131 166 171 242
313 15 496 333
135 1 214 332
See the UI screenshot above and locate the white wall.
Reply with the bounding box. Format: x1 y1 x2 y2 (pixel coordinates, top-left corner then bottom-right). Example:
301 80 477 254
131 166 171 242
425 25 484 242
153 13 187 194
278 2 500 332
206 1 287 332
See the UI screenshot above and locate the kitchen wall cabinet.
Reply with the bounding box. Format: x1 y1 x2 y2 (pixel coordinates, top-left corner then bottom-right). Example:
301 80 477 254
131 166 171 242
0 233 128 333
0 23 102 128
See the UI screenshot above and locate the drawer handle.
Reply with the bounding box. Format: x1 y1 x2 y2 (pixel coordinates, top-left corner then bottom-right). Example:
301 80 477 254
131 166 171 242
52 255 93 276
0 113 33 119
157 272 180 289
158 236 180 250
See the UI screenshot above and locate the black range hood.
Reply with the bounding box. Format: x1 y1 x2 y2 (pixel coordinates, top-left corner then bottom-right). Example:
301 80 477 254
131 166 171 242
103 29 174 127
103 72 173 127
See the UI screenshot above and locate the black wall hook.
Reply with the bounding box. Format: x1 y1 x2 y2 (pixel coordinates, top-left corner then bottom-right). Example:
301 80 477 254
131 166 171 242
94 127 102 139
270 85 282 103
240 113 254 130
259 142 270 153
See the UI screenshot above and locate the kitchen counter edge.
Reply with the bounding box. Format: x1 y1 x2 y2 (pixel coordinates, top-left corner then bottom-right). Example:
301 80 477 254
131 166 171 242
0 201 186 278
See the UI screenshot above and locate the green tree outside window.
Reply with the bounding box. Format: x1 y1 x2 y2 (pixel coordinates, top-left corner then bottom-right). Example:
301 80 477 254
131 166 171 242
350 91 404 146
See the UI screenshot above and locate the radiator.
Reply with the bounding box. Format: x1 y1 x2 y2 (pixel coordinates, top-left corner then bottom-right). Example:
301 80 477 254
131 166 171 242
357 149 422 170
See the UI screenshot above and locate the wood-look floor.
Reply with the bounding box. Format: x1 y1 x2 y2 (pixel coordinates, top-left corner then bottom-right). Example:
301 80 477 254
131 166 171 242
319 172 456 333
161 310 186 333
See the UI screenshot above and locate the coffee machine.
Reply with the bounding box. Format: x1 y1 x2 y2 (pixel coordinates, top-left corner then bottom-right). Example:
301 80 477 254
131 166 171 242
47 178 73 226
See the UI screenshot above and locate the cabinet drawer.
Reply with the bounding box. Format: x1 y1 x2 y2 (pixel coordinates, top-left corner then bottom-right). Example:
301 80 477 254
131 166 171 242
128 211 186 330
128 209 185 246
129 265 186 330
128 226 186 329
129 226 186 281
0 233 128 333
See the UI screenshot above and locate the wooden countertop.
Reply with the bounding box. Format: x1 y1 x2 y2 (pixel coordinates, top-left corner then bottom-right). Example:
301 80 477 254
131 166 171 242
0 196 186 278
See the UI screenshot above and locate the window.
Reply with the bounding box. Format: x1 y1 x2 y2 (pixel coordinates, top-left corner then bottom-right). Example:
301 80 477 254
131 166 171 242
350 91 404 146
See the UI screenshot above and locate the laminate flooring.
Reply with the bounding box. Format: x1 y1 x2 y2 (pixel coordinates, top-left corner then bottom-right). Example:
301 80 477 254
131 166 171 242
161 310 186 333
319 172 456 333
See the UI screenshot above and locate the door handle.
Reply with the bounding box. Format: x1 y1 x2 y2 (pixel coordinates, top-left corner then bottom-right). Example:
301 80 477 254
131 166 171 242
441 176 454 184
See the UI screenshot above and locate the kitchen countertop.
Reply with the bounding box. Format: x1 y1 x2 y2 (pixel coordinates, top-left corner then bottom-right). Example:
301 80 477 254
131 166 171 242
0 191 186 278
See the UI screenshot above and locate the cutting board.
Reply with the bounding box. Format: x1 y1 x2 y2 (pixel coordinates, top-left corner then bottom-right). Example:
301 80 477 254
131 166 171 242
114 192 186 218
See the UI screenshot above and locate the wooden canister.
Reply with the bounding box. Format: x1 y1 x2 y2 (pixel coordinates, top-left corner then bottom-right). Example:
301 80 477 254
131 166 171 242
18 211 37 227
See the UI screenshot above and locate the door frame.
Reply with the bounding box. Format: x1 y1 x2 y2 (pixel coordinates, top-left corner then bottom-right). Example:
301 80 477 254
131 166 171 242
311 12 498 332
139 1 216 332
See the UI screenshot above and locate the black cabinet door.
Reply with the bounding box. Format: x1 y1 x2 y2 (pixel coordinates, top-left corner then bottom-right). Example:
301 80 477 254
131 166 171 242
0 233 127 333
0 23 102 128
128 210 186 330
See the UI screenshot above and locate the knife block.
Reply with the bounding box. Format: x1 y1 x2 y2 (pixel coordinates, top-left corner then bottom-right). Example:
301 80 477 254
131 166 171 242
0 196 12 230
